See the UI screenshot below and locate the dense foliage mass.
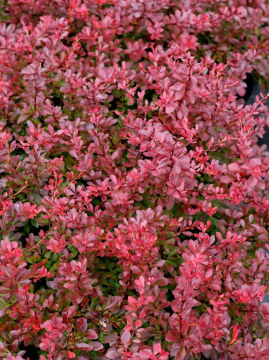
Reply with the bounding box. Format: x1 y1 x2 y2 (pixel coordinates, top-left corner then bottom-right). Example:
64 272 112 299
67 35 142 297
0 0 269 359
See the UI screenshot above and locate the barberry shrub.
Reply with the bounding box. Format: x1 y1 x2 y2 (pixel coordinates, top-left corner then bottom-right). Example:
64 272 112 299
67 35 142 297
0 1 268 359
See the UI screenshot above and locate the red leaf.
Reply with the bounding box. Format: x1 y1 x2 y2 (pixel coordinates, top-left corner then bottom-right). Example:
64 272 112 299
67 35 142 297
67 351 76 359
230 325 241 344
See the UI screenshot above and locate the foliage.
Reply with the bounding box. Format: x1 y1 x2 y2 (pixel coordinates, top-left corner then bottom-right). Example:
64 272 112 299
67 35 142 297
0 0 269 359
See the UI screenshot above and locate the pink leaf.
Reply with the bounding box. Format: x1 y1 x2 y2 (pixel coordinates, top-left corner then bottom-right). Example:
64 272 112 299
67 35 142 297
85 329 98 340
220 175 233 184
121 330 131 345
228 163 240 172
76 318 88 333
74 343 93 351
106 349 120 359
246 177 258 190
175 347 187 360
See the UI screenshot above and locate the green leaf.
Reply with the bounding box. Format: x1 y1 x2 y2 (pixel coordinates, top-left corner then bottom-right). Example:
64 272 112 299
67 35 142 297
64 154 75 170
117 117 123 128
44 251 51 259
166 258 179 266
30 219 40 228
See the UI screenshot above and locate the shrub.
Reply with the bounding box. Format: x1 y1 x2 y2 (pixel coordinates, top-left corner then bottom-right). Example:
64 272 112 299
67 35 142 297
0 1 268 359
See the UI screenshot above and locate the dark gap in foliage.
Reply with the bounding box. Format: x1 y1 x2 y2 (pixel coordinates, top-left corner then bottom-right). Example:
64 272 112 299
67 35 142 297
242 74 269 149
165 306 174 316
197 32 212 46
144 89 156 103
92 196 102 206
145 46 153 53
20 221 49 247
102 3 113 9
93 256 124 297
77 178 89 187
109 97 121 111
128 101 138 110
19 344 40 359
162 41 169 51
201 355 210 360
165 288 175 303
51 95 63 107
239 73 254 103
80 41 89 54
11 147 25 157
163 7 176 16
33 277 48 291
177 233 186 242
62 32 78 46
186 144 193 152
258 127 269 148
